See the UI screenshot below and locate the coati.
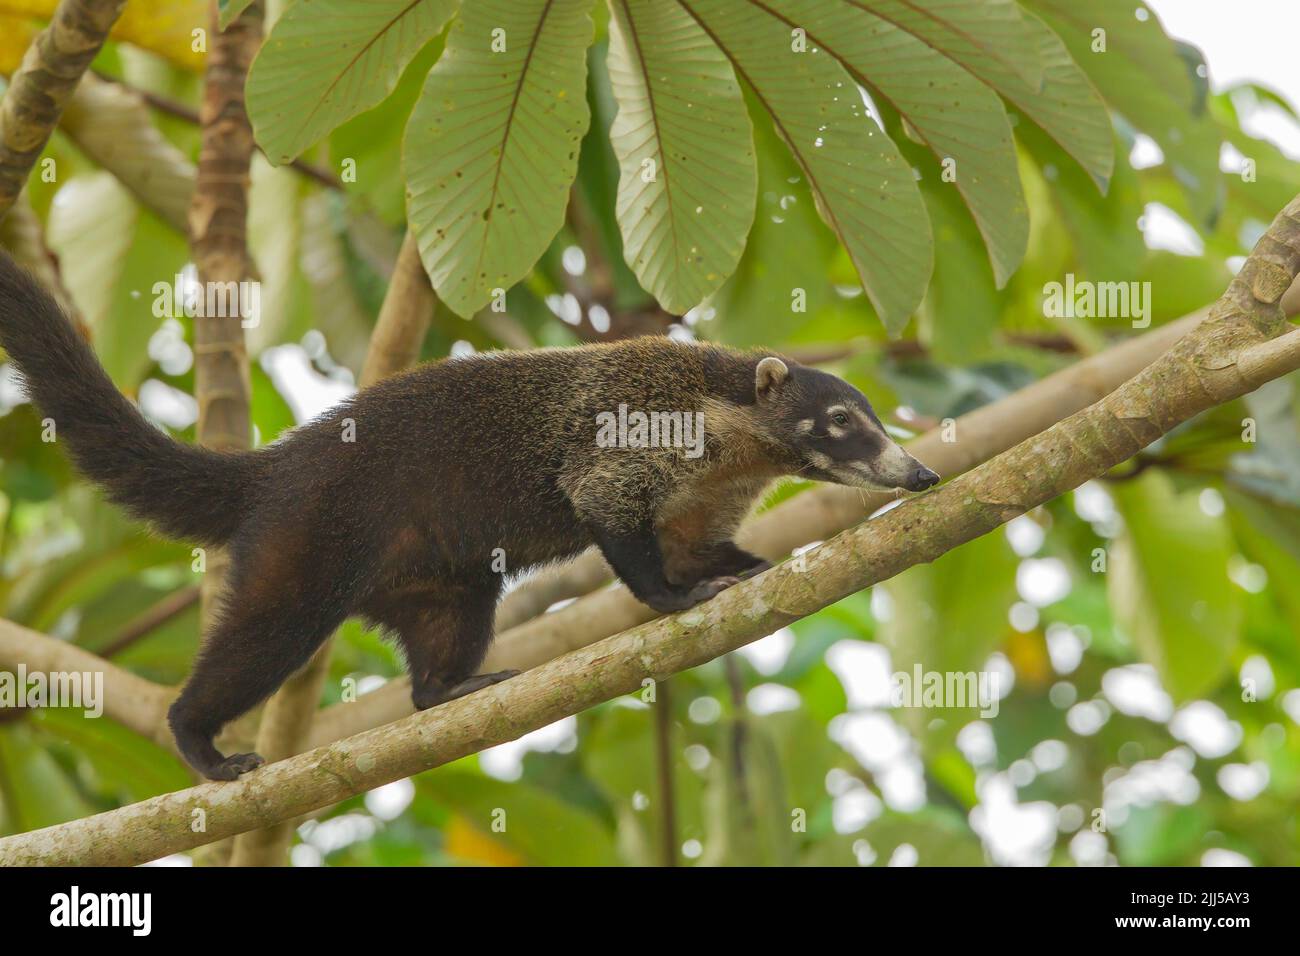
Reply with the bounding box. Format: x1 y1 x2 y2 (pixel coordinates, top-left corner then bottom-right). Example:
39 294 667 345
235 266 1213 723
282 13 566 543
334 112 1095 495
0 253 939 780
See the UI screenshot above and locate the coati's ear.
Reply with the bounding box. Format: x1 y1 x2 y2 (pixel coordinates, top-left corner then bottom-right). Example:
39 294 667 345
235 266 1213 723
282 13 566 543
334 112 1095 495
755 357 789 401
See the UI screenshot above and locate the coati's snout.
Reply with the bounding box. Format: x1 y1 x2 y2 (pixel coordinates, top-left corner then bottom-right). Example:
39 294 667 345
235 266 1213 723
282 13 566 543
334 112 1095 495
754 356 941 493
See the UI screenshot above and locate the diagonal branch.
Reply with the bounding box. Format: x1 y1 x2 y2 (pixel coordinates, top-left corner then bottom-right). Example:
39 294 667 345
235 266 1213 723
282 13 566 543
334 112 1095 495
0 0 126 222
304 278 1300 747
6 195 1295 866
0 618 174 748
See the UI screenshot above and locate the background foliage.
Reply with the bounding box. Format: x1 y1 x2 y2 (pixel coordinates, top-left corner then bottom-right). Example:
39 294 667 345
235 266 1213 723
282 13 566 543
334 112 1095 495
0 0 1298 865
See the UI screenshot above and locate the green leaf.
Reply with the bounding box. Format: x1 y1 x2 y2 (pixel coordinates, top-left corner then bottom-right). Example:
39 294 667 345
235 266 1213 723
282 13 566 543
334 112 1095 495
35 710 192 802
882 529 1018 676
776 0 1027 286
0 725 95 834
404 0 595 318
880 527 1017 738
419 767 619 866
863 1 1113 191
1227 491 1300 641
710 102 850 346
43 180 190 391
605 0 756 314
248 0 459 165
915 170 1002 360
1020 124 1142 283
855 0 1045 90
218 0 257 31
1109 471 1242 702
582 702 706 864
1028 0 1221 224
680 0 932 334
862 806 987 865
328 38 448 227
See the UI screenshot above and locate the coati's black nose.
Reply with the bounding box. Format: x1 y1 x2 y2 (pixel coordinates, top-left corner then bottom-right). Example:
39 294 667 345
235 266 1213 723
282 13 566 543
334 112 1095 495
907 465 940 491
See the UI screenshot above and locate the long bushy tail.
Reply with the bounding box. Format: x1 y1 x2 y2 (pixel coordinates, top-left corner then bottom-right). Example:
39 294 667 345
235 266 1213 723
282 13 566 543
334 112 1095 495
0 252 259 544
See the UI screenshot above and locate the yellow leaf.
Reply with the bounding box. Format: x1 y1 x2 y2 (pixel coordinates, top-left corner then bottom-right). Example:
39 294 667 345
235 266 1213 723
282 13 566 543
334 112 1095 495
444 814 525 867
0 1 206 71
0 16 38 74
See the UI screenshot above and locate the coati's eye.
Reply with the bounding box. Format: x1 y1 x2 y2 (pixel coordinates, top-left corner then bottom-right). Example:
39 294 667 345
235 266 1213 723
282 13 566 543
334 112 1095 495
830 412 850 428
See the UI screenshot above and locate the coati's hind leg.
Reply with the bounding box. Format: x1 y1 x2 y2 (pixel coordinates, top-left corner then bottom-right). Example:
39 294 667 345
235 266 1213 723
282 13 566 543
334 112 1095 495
363 574 516 712
168 584 348 781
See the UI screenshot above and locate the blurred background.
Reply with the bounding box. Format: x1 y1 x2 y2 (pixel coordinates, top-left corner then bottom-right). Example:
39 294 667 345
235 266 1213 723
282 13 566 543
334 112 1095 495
1 0 1299 865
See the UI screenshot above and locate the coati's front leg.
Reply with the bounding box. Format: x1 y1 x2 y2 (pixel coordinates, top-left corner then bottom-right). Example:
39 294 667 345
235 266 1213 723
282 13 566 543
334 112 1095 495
667 540 772 585
362 574 517 711
587 521 740 614
564 463 744 613
657 487 773 587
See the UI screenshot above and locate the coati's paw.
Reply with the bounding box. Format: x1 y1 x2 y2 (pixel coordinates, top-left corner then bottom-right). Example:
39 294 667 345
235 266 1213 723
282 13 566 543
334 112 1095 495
445 670 519 702
207 752 265 781
686 575 742 605
640 590 701 614
412 670 520 710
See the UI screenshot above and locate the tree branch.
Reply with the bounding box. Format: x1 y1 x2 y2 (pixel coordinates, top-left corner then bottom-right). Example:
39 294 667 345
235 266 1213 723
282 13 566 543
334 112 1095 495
0 188 87 336
358 231 436 386
3 188 1298 864
0 0 126 222
57 73 195 233
87 70 346 193
6 248 1300 864
0 618 173 748
302 297 1257 747
185 0 263 867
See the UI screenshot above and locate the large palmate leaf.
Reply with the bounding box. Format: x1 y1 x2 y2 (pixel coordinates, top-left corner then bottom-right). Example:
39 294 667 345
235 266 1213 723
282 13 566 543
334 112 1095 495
679 0 932 334
1028 0 1220 223
860 0 1113 191
405 0 595 318
771 0 1027 286
248 0 459 166
857 0 1045 89
1109 471 1241 702
606 0 756 314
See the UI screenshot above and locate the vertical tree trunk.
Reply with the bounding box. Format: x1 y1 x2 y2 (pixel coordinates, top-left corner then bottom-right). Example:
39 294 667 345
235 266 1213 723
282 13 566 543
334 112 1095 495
230 231 437 866
187 0 263 868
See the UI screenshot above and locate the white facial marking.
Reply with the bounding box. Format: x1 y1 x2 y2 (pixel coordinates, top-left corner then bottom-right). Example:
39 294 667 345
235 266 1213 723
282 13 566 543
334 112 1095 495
825 405 851 438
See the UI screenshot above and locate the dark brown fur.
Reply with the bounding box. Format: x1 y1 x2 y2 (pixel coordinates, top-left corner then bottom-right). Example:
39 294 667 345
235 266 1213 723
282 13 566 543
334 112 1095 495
0 253 937 779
